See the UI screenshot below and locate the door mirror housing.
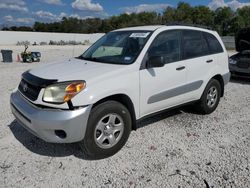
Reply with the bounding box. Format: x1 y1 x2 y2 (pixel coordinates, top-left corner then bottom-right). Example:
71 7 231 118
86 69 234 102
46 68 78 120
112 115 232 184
147 55 165 69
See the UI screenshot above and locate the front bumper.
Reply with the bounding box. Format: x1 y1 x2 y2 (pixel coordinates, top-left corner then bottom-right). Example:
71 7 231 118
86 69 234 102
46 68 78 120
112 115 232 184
10 91 92 143
229 64 250 78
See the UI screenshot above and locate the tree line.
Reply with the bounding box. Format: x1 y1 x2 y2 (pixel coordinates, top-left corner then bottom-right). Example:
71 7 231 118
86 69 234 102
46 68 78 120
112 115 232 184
2 2 250 36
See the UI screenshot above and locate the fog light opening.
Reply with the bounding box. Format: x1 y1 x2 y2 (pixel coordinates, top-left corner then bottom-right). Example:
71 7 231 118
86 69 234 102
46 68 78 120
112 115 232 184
55 130 67 139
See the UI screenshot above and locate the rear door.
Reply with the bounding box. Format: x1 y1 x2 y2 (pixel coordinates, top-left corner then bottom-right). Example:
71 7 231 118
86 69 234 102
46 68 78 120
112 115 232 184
204 32 226 69
181 30 214 101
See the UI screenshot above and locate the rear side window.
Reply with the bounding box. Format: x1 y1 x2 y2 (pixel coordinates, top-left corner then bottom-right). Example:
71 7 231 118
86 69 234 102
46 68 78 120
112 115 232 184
182 30 209 59
204 32 224 54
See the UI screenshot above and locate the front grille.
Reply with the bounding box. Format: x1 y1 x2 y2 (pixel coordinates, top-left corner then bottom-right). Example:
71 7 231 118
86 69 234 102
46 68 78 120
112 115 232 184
18 79 41 101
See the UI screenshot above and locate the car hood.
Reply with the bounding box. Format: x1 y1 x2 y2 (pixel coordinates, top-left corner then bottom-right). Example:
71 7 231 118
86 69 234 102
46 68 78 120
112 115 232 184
236 27 250 52
29 58 128 82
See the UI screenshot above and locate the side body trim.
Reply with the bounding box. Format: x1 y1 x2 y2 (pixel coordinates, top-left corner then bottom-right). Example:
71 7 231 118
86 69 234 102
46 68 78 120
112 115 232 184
148 80 203 104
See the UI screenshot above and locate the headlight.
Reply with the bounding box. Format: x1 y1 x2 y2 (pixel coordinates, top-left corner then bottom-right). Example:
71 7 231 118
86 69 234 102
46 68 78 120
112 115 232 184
43 81 86 104
229 58 237 65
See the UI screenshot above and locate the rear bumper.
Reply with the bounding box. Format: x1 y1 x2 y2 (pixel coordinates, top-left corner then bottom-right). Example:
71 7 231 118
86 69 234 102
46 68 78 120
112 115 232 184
222 72 231 85
10 91 92 143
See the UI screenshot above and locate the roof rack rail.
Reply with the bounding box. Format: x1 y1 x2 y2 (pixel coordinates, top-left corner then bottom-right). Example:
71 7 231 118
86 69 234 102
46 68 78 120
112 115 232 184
166 23 213 30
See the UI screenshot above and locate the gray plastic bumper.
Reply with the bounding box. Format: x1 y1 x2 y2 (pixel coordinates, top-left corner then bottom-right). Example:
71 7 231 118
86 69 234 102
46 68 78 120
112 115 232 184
10 91 92 143
222 72 231 85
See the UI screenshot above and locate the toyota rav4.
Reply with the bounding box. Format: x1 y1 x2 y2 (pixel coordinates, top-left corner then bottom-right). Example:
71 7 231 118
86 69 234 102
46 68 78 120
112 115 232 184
10 25 230 159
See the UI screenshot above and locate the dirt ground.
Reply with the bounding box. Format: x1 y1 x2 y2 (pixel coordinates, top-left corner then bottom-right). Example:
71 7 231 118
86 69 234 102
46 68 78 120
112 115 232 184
0 46 249 188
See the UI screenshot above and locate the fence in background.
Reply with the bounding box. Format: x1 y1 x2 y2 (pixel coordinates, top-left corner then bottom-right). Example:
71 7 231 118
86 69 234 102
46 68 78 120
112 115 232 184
221 36 235 50
0 31 104 45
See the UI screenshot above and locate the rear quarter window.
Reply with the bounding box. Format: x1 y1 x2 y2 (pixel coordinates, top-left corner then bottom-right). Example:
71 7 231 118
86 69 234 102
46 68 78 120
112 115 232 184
204 32 224 54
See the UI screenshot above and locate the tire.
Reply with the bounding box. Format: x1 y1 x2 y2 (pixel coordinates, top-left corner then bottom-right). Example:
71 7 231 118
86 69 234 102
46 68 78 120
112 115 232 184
79 100 132 159
195 79 222 114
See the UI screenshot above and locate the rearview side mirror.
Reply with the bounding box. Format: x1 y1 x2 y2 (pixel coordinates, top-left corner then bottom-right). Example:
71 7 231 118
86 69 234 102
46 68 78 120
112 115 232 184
147 55 165 69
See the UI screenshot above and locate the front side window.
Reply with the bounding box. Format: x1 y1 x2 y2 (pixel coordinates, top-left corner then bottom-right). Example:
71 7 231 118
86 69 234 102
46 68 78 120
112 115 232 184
183 30 209 59
148 30 181 64
80 31 151 64
204 32 224 54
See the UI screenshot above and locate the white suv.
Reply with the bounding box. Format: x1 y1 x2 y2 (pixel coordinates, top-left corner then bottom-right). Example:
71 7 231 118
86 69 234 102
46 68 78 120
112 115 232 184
11 25 230 159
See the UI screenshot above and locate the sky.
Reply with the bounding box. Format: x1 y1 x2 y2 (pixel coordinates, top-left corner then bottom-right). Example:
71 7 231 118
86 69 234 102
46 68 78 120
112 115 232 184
1 0 250 27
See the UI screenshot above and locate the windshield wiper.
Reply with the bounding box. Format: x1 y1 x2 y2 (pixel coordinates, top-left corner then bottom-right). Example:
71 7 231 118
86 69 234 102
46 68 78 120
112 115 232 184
76 56 124 64
76 56 101 62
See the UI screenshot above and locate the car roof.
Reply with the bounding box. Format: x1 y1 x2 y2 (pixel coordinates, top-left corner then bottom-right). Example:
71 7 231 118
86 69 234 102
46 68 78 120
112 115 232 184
114 25 164 31
114 25 215 33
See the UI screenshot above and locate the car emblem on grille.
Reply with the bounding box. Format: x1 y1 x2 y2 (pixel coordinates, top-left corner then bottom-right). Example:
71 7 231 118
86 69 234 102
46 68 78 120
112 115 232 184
23 83 28 92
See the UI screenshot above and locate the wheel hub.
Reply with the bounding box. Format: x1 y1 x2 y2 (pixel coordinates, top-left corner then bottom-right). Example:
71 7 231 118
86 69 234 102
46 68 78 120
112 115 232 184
103 125 113 135
94 113 124 149
206 86 218 108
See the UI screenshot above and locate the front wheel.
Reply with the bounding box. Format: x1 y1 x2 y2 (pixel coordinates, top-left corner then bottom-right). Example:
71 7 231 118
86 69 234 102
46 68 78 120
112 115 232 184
195 79 222 114
79 101 132 159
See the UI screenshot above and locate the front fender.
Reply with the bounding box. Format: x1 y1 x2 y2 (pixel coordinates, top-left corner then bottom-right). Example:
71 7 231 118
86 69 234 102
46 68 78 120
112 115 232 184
71 69 140 118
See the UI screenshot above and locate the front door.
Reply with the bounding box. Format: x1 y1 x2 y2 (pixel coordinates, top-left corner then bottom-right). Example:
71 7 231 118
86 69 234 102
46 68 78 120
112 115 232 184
139 30 187 117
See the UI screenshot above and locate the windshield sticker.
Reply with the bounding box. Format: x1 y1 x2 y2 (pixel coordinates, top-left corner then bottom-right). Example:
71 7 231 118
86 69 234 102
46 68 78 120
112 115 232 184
124 57 132 61
129 32 150 38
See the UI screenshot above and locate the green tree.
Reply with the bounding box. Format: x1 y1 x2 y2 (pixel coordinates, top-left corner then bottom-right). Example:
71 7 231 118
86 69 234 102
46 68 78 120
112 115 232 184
3 2 250 36
192 6 214 27
214 7 234 35
162 7 176 24
237 6 250 28
175 2 193 24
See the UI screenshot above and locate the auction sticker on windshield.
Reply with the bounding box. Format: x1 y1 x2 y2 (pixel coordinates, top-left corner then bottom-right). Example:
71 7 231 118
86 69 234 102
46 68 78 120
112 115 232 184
130 32 150 38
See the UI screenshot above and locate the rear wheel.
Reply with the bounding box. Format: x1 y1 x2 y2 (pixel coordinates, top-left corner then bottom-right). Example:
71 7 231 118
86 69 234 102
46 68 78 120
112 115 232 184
79 101 132 159
195 79 222 114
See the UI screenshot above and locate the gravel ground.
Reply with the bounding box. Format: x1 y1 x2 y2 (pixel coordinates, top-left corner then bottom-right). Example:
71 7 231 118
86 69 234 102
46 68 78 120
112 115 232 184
0 47 249 188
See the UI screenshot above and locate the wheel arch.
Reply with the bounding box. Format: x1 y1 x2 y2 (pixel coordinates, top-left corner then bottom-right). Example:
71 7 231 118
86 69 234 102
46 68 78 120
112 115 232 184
211 74 224 97
92 94 137 130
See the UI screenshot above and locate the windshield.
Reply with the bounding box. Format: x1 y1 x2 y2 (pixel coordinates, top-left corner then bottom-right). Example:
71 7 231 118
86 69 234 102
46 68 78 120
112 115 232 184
79 30 152 64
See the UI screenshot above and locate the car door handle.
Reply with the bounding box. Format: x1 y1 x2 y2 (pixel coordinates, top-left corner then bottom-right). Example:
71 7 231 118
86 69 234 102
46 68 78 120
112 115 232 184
206 59 213 63
176 66 185 71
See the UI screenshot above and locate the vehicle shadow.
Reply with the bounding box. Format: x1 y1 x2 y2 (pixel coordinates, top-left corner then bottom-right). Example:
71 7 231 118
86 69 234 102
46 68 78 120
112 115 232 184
8 106 195 160
137 108 182 129
230 77 250 85
8 120 89 159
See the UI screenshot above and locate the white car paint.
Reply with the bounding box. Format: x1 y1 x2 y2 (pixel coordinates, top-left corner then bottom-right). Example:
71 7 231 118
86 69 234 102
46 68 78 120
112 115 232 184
28 25 229 119
11 25 230 143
